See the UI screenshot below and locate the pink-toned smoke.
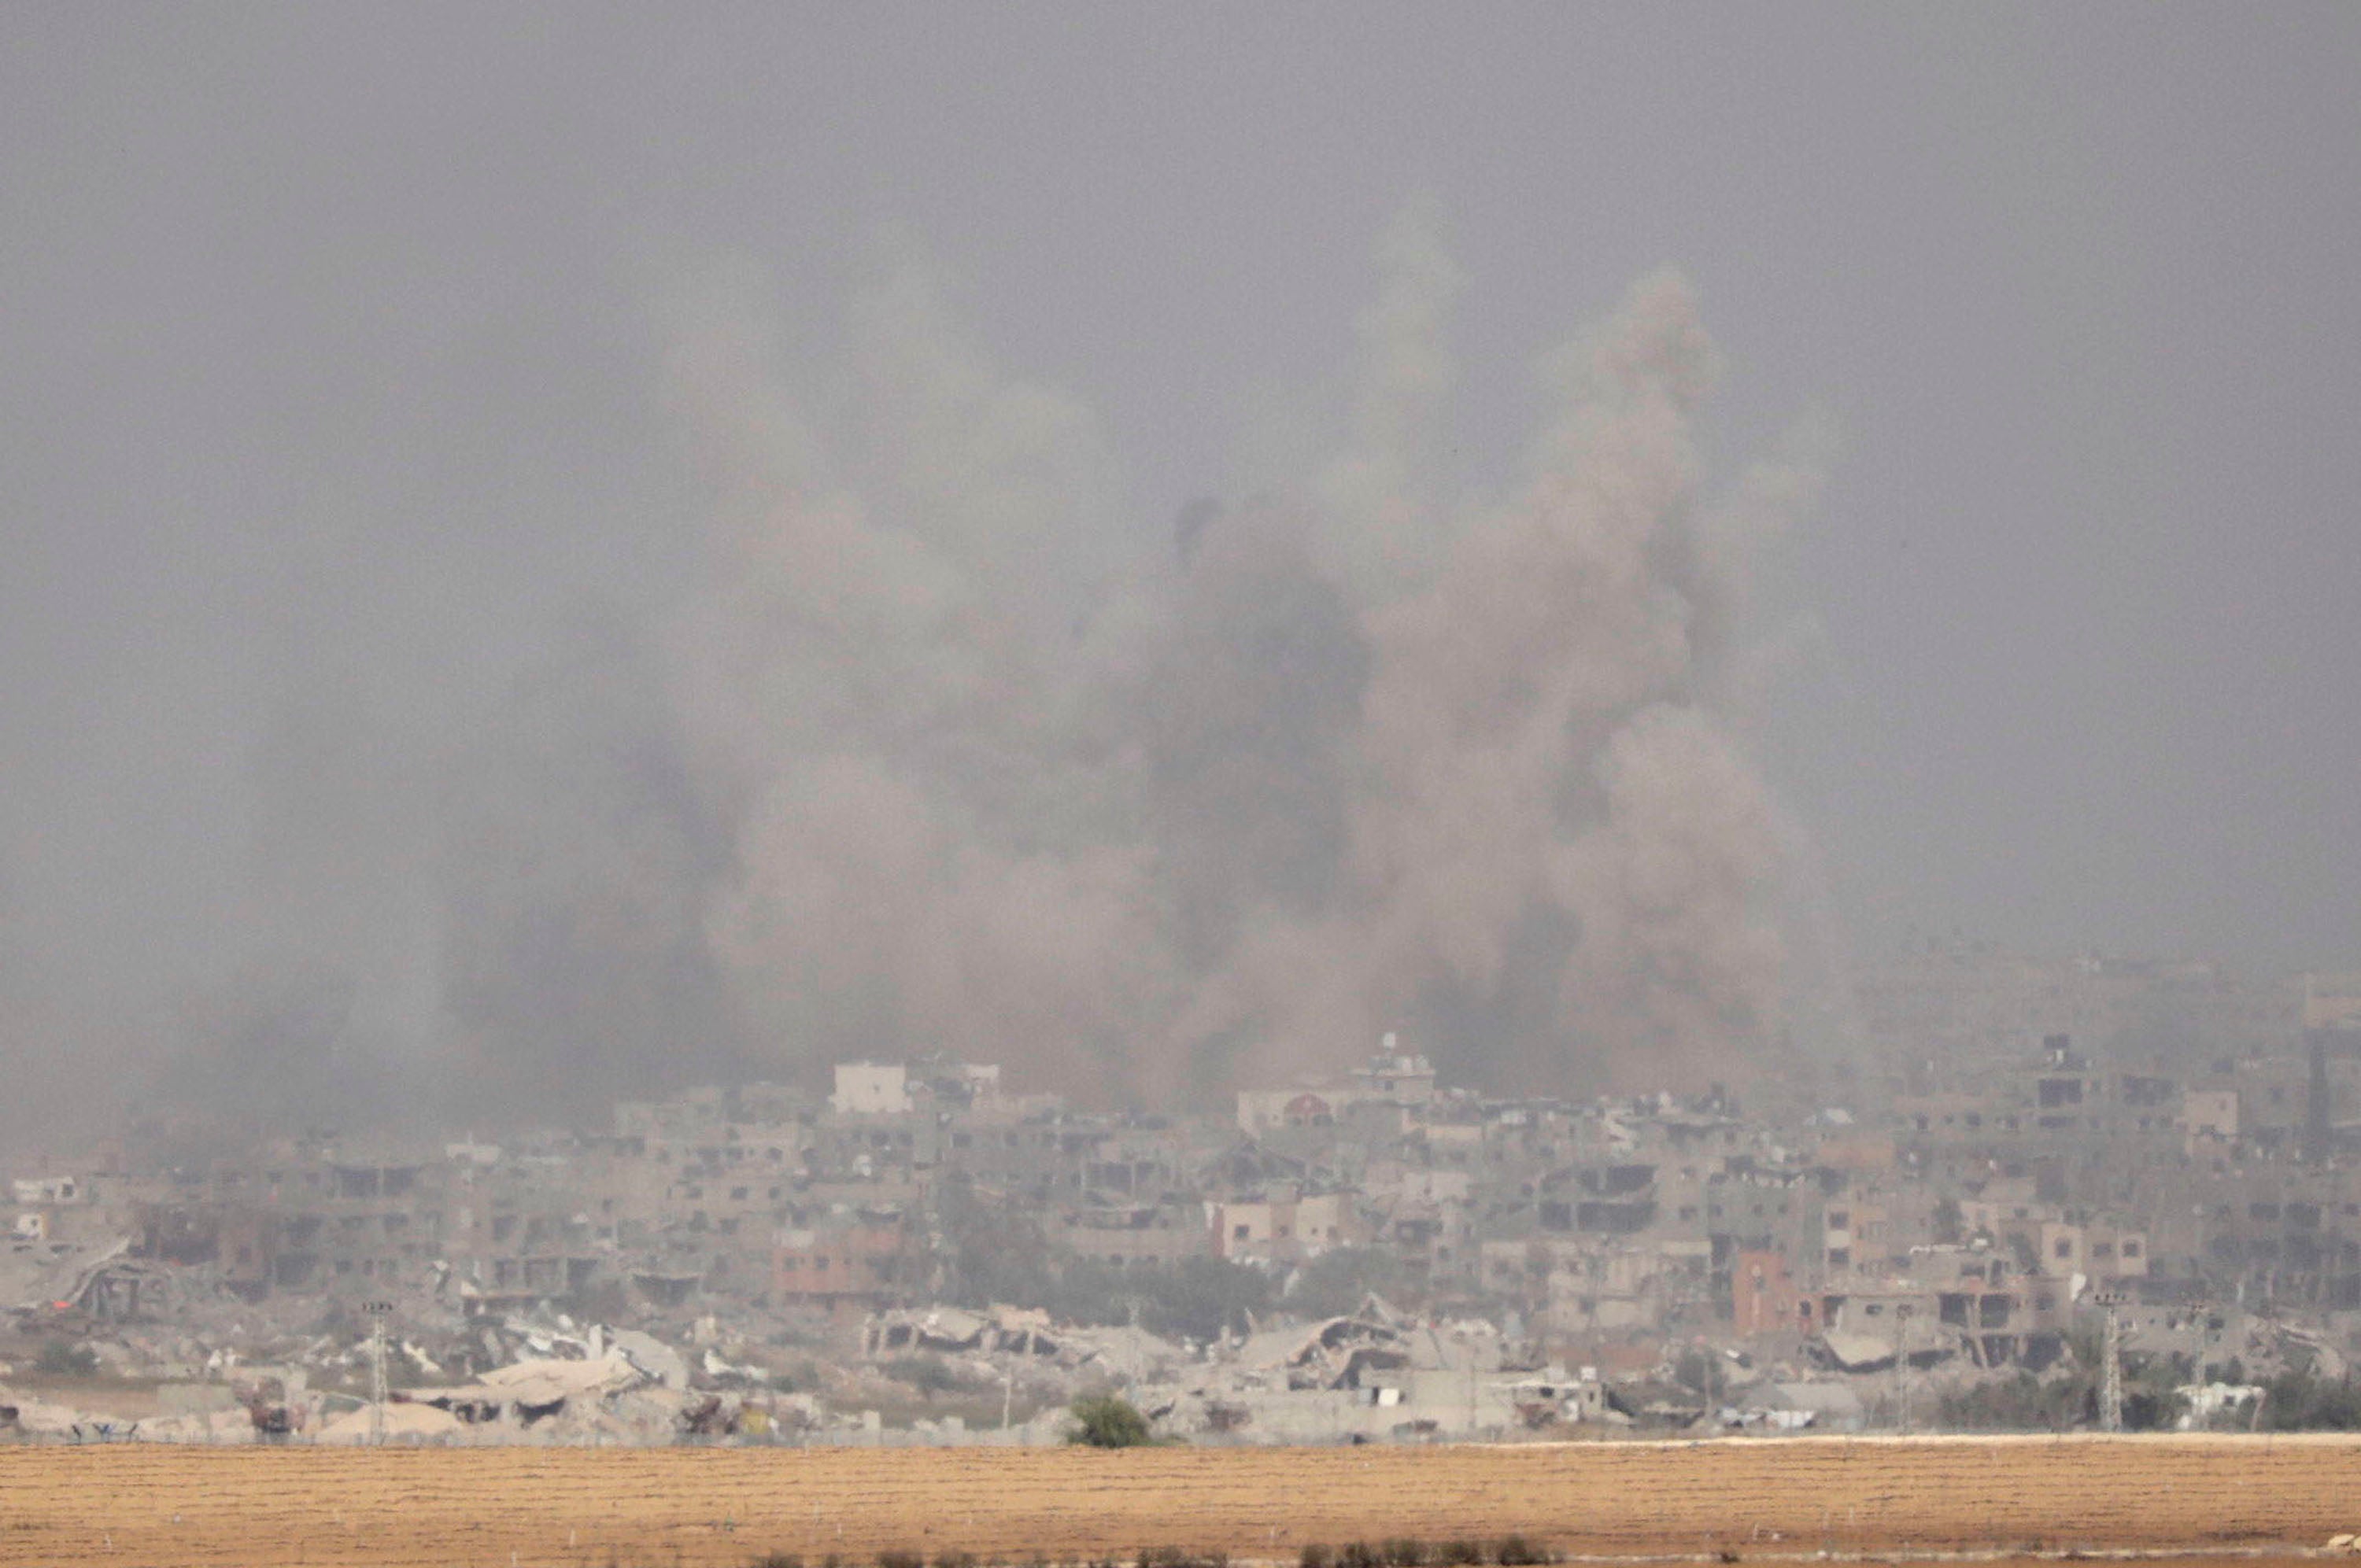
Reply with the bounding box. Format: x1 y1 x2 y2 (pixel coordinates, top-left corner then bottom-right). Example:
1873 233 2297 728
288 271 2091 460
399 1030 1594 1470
663 218 1819 1106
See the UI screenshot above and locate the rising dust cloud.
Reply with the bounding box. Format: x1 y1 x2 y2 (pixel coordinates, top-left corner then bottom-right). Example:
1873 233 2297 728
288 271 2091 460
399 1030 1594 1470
124 208 1827 1137
634 209 1820 1116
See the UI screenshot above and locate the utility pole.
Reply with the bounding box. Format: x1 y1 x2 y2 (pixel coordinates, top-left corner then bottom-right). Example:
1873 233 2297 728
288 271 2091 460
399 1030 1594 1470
1891 1304 1913 1433
2093 1290 2124 1433
362 1301 394 1446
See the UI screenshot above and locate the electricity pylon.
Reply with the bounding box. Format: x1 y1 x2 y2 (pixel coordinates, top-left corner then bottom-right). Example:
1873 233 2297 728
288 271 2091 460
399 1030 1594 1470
2093 1290 2125 1433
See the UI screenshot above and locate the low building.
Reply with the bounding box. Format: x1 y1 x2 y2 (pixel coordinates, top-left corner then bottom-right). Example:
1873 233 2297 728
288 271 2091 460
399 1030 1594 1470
773 1222 905 1319
1208 1190 1354 1263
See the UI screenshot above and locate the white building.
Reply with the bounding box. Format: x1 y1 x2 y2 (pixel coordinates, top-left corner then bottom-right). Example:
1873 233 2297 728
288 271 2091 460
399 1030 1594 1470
831 1061 912 1116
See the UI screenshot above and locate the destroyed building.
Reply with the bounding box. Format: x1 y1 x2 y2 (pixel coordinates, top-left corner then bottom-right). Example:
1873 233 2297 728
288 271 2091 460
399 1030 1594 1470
7 996 2361 1444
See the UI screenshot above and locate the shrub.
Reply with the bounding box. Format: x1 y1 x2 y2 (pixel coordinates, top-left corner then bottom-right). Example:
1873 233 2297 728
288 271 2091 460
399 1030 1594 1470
1339 1544 1384 1568
1287 1246 1410 1317
1068 1394 1155 1448
881 1356 963 1397
1135 1549 1225 1568
1493 1537 1551 1566
1382 1541 1428 1567
33 1341 100 1378
878 1551 926 1568
2256 1369 2361 1430
749 1555 804 1568
1440 1544 1483 1566
1302 1547 1334 1568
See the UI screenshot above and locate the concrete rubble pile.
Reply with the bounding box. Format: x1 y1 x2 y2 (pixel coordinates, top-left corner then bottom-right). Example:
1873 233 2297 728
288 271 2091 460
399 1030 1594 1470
1121 1307 1557 1444
370 1352 693 1445
1814 1312 1961 1375
0 1275 820 1445
851 1297 1594 1444
865 1304 1192 1382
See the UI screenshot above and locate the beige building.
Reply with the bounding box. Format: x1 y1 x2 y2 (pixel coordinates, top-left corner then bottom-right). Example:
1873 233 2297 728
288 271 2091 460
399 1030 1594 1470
830 1061 911 1116
1207 1190 1353 1262
2179 1088 2240 1142
2036 1219 2149 1281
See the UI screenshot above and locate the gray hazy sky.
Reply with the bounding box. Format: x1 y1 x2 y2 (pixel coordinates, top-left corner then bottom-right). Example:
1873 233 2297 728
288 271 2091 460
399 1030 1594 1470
3 5 2357 1130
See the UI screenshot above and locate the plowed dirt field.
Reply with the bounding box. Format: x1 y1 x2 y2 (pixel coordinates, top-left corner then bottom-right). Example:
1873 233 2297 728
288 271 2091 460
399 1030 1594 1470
0 1435 2355 1568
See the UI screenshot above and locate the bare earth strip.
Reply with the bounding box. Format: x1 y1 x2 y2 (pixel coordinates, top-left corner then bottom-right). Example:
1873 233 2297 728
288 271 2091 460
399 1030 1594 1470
1 1435 2356 1568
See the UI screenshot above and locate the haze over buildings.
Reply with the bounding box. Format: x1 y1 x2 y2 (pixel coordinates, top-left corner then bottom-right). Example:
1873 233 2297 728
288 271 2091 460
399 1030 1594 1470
2 8 2357 1149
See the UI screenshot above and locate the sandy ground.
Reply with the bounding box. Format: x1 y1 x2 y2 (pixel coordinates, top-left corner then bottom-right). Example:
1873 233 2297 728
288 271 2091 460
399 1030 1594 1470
0 1434 2355 1568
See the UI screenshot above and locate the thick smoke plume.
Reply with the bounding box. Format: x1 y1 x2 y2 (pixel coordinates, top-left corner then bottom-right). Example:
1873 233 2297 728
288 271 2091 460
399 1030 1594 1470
92 210 1819 1144
660 215 1816 1107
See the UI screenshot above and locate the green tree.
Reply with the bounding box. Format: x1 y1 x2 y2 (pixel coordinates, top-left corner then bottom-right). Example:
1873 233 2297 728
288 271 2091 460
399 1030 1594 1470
33 1341 100 1378
1672 1347 1729 1403
2256 1369 2361 1430
1288 1246 1406 1318
1139 1256 1272 1343
1067 1394 1155 1448
881 1356 963 1397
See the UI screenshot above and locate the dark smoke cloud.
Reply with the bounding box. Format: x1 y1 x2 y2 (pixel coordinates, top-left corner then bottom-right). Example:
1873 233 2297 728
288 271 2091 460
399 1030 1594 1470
1143 504 1369 935
432 611 749 1117
139 958 398 1146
